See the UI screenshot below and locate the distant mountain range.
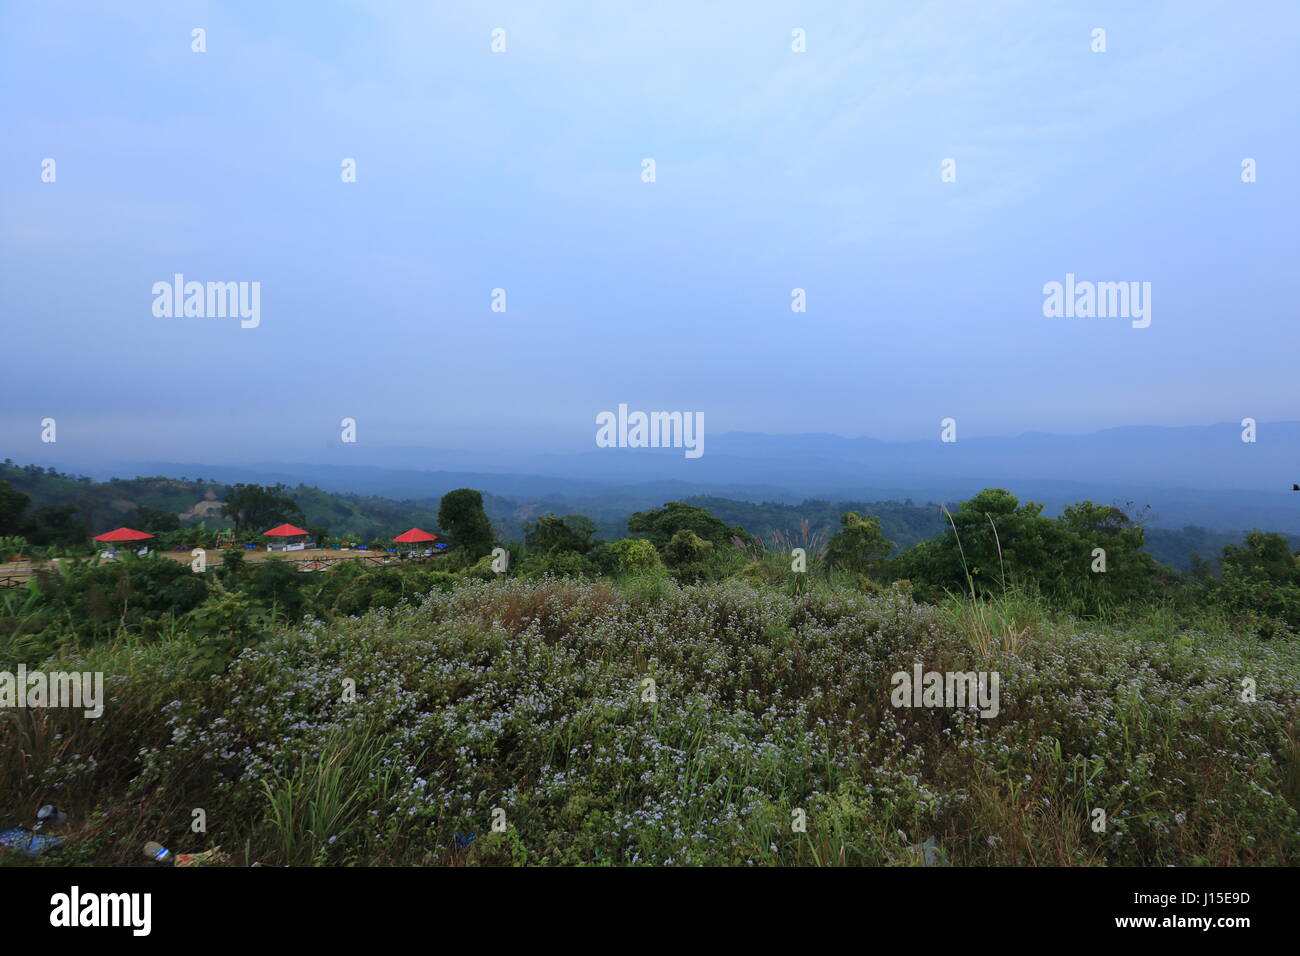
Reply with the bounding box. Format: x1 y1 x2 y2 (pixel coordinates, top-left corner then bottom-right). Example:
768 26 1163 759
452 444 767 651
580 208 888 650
10 419 1300 570
68 421 1296 535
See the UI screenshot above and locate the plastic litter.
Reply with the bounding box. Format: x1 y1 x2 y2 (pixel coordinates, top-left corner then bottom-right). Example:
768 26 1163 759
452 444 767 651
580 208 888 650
887 835 948 867
175 847 229 867
143 841 229 867
36 805 68 828
0 827 62 858
143 841 174 865
0 805 68 858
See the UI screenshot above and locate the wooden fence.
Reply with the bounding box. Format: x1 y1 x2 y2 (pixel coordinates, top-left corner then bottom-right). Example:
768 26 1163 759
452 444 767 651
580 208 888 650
0 550 444 586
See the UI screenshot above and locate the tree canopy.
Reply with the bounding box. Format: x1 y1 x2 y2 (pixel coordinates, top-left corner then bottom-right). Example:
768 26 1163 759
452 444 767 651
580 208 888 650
627 501 750 550
220 484 305 535
523 513 599 555
437 488 495 559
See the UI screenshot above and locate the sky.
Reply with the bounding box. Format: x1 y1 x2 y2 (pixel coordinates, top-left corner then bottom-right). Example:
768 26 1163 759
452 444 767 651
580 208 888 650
1 0 1297 468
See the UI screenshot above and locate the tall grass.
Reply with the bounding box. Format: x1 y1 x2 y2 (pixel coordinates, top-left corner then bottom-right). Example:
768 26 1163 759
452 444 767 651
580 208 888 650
261 724 404 865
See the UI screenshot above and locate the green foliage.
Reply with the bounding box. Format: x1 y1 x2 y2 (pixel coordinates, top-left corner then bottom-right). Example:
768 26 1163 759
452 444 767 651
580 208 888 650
467 828 531 866
186 578 270 674
129 505 181 533
261 724 398 866
627 501 749 550
662 528 711 565
25 504 87 546
4 479 1300 874
470 554 506 580
684 494 946 553
0 481 31 536
530 549 598 578
0 534 27 559
523 513 599 555
26 555 209 640
238 557 306 620
592 537 663 575
3 459 1295 573
1213 531 1300 634
824 511 894 575
327 564 408 615
221 483 305 535
6 578 1296 867
437 488 495 559
887 489 1161 616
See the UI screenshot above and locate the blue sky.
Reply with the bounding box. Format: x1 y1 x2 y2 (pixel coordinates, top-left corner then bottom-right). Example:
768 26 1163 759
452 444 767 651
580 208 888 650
1 0 1296 466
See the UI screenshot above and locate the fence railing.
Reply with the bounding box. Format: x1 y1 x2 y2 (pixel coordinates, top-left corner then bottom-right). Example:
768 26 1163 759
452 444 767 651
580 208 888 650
0 550 444 583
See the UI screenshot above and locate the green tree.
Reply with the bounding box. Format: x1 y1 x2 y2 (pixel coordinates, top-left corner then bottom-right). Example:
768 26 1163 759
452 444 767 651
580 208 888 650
241 559 306 621
1056 501 1161 604
890 489 1074 599
627 501 749 550
437 488 495 559
523 513 599 555
661 529 716 582
220 484 304 535
663 528 712 565
890 490 1167 612
824 511 894 576
593 537 663 575
26 504 87 547
1221 530 1300 585
1214 531 1300 631
130 505 181 533
0 481 30 536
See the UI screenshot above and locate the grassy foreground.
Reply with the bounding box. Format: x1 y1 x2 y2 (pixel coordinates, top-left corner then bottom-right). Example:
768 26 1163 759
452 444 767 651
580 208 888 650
3 576 1297 866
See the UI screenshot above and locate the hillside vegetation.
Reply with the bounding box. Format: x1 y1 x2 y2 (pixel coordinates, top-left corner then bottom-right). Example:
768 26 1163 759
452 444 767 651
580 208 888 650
3 473 1299 866
3 577 1296 866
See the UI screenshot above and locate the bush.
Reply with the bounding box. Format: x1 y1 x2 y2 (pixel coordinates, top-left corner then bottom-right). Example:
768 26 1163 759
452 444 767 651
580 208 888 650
591 538 662 576
32 555 209 640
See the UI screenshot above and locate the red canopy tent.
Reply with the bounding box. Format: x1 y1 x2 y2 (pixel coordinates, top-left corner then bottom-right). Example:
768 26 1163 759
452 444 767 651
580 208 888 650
393 527 437 556
93 527 153 557
263 524 309 537
93 527 154 543
263 523 309 552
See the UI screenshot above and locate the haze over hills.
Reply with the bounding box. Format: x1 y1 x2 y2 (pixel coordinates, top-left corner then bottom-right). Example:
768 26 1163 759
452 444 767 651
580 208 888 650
23 420 1299 536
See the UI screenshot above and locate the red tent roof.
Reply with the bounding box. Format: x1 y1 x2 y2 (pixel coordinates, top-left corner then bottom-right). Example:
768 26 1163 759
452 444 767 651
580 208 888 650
263 524 309 537
93 527 155 542
393 527 438 543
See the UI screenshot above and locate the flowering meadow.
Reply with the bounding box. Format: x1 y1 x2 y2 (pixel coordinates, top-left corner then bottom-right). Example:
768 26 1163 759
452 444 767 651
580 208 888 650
2 576 1297 866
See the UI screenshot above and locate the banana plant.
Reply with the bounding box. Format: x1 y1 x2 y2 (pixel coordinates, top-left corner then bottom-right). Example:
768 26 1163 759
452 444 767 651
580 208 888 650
0 576 44 617
0 535 27 561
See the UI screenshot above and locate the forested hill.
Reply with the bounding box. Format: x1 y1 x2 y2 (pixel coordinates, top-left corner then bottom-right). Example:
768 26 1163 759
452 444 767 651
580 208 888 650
684 494 1299 571
0 461 445 543
682 496 946 550
3 460 1292 570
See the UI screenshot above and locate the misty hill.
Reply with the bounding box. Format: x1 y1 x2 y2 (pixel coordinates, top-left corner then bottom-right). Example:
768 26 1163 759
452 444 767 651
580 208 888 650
0 461 445 543
6 459 1295 572
75 420 1300 536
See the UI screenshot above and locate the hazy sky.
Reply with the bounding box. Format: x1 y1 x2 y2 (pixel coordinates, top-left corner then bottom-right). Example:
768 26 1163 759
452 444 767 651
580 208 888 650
2 0 1297 466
